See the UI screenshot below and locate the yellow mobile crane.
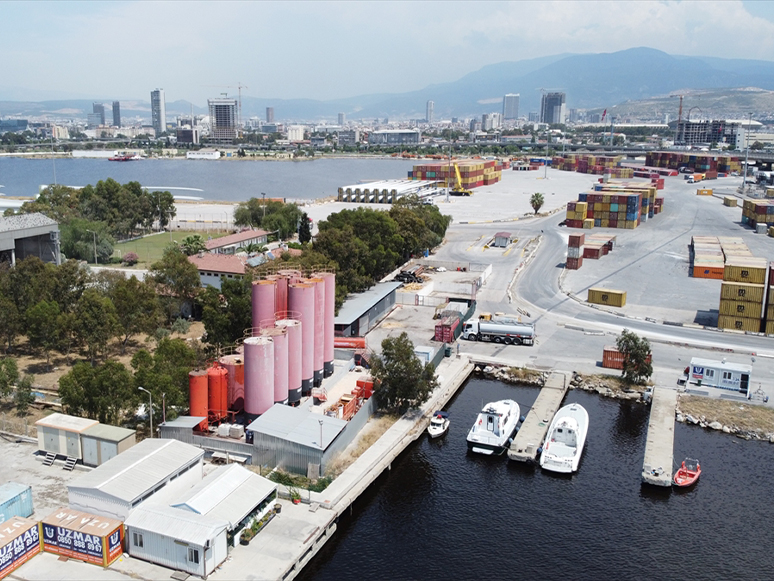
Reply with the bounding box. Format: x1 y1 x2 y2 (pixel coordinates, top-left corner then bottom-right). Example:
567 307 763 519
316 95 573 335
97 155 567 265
448 163 472 196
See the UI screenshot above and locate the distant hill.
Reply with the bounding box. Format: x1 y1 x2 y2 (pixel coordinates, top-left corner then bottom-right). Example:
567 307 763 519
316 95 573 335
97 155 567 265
3 48 774 122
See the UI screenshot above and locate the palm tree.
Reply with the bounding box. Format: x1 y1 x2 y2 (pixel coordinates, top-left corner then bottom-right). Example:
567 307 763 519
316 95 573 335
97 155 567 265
240 243 267 254
179 234 207 256
530 193 545 215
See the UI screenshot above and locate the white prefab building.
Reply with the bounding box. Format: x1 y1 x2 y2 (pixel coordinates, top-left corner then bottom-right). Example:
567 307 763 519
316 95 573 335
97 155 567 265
124 504 228 578
171 464 277 533
687 357 752 394
80 424 137 467
68 439 204 520
35 413 99 460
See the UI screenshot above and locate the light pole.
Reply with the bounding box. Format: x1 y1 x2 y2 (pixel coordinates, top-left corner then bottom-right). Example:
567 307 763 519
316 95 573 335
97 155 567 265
742 112 753 192
138 387 153 438
318 419 324 450
86 229 98 264
261 192 266 220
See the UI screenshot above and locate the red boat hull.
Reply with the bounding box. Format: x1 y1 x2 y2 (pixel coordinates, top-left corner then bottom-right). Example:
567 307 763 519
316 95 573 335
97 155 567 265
673 463 701 487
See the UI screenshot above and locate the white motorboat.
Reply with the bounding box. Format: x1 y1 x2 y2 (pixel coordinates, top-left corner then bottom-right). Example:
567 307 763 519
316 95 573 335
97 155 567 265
539 403 589 473
466 400 520 455
427 411 449 438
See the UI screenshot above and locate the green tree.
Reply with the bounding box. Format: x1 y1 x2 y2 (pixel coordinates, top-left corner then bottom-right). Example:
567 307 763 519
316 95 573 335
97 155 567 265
56 312 79 363
149 245 201 322
75 289 120 364
14 374 35 417
109 275 161 352
0 294 23 353
58 360 134 424
616 329 653 385
60 218 114 263
25 300 61 368
530 192 545 215
179 235 207 256
240 242 266 254
148 189 176 230
0 358 20 399
298 212 312 244
370 332 438 413
171 317 191 335
199 278 253 346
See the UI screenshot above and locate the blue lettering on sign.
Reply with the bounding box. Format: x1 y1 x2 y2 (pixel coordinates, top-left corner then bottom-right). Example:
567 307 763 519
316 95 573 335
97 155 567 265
22 527 39 549
692 366 704 379
0 543 13 572
108 530 121 552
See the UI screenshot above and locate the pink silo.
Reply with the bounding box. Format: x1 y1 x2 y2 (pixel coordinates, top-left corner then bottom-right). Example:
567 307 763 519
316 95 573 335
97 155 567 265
276 319 302 403
307 277 325 387
243 335 274 418
288 282 315 395
251 279 277 333
219 354 245 412
269 274 289 314
261 327 289 404
315 272 336 377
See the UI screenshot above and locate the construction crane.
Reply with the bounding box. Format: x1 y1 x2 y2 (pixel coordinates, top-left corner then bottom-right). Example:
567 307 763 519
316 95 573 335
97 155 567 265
203 83 249 133
670 94 685 145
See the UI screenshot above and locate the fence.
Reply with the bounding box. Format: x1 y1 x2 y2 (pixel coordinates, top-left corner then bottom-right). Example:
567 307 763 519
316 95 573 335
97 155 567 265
0 415 37 439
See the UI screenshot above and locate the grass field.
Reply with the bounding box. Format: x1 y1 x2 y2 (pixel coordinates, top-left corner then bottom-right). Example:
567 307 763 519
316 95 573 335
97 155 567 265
114 231 228 265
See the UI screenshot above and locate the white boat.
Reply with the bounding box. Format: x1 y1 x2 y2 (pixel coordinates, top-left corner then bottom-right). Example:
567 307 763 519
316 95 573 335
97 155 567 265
427 411 449 438
539 403 589 473
466 400 520 455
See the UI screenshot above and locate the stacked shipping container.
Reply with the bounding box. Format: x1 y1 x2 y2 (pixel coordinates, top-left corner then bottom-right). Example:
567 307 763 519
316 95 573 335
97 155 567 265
409 159 502 189
742 199 774 229
566 233 584 270
553 155 633 178
766 265 774 335
645 152 742 174
718 257 768 332
566 181 661 230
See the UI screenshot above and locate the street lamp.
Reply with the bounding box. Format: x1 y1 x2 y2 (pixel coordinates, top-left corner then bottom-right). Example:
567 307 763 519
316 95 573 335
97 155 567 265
261 192 266 220
318 419 324 450
138 387 153 438
742 112 753 192
85 229 98 264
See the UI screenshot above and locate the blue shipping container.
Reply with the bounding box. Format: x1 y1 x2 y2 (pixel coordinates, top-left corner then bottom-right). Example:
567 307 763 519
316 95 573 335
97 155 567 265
0 482 33 523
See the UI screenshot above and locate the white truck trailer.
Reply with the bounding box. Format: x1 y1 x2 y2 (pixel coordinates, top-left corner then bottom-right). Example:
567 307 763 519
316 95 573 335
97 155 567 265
462 320 535 345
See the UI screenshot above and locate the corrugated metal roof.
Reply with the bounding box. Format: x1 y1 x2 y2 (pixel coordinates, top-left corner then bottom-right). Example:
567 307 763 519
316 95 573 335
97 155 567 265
0 213 58 233
160 416 207 429
246 405 347 449
41 507 123 533
124 505 228 546
334 281 402 326
205 229 268 250
82 424 136 442
0 482 30 505
35 412 99 433
68 439 203 503
171 465 276 529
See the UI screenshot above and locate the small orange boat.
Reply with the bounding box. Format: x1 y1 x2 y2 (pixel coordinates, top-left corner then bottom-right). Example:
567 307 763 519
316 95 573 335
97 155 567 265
673 458 701 487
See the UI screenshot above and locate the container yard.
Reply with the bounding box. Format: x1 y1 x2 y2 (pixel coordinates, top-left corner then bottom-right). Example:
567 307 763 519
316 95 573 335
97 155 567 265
409 159 504 189
645 152 743 175
742 199 774 229
565 180 662 230
553 154 634 178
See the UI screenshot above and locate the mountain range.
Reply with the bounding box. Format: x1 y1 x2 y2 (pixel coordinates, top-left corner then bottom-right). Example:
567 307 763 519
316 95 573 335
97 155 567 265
3 47 774 123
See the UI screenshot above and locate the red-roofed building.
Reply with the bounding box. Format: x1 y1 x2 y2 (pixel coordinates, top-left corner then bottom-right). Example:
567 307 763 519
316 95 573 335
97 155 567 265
206 229 268 254
188 253 247 290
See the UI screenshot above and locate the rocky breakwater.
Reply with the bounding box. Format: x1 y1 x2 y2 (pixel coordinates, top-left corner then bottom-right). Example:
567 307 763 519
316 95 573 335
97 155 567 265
676 395 774 443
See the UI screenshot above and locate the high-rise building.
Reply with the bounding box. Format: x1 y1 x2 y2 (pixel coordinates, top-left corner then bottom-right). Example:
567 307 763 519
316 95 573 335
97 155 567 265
266 107 274 123
528 112 539 123
503 94 519 120
540 92 566 125
338 112 346 125
112 101 121 127
208 98 238 143
151 89 166 135
482 113 493 131
426 100 434 124
86 113 102 129
92 103 105 126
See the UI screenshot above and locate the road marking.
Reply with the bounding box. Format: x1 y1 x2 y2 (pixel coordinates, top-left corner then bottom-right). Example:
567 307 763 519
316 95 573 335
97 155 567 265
503 246 514 257
466 235 484 252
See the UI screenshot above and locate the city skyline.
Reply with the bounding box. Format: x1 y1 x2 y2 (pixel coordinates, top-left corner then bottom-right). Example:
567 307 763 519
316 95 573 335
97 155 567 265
2 1 774 105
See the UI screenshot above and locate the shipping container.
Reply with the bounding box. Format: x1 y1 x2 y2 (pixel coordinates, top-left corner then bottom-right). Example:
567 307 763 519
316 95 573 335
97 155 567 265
566 257 583 270
0 516 40 580
567 246 581 259
568 233 585 247
717 315 762 333
587 288 626 307
602 345 651 370
40 508 124 568
723 196 737 207
0 484 33 524
724 257 768 285
720 282 765 303
718 299 763 318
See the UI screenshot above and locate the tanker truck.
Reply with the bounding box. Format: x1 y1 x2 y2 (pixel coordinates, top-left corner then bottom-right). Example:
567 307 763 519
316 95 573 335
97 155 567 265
461 320 535 345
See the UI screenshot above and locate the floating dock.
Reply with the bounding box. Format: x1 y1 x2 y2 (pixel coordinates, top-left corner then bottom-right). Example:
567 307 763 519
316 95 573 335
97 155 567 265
507 371 569 462
641 387 678 487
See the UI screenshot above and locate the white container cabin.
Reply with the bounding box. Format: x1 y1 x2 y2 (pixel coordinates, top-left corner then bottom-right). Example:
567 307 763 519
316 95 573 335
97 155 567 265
35 413 99 460
686 357 751 394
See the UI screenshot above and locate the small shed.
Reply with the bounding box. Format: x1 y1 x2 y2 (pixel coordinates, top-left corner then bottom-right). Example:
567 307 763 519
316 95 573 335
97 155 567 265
0 516 41 578
0 483 33 523
158 416 208 440
687 357 751 394
493 232 511 248
124 504 229 578
334 281 402 337
35 413 99 460
171 464 277 534
80 424 137 467
40 508 123 567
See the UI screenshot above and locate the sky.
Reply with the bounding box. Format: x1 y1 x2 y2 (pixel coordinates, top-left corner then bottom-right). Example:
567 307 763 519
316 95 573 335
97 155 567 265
2 0 774 104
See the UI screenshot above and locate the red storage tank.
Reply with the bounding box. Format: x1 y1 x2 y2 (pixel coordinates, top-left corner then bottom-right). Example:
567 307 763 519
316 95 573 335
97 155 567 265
307 277 326 387
261 327 289 404
219 354 245 412
244 335 274 418
207 364 228 423
334 336 367 349
288 282 315 395
276 318 302 403
188 370 209 430
314 272 336 377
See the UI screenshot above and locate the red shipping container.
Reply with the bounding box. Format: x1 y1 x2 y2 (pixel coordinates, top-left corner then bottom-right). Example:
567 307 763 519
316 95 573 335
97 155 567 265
603 346 651 370
583 246 602 259
568 233 585 247
566 257 583 270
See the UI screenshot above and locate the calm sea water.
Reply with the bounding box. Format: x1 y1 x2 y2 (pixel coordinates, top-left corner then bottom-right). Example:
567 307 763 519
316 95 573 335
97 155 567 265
299 377 774 581
0 157 416 201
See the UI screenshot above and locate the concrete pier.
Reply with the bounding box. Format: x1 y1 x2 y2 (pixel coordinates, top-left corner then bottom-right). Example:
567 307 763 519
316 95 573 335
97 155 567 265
641 386 678 487
507 371 569 462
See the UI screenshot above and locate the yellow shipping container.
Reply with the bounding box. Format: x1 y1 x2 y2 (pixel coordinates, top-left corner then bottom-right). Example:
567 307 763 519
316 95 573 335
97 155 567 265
723 196 738 207
624 221 636 229
769 227 774 237
718 299 762 318
767 188 774 199
583 219 594 229
587 288 626 307
576 202 588 212
723 257 768 284
717 315 761 333
720 282 765 303
769 285 774 305
697 189 713 196
766 304 774 320
601 219 609 228
766 320 774 335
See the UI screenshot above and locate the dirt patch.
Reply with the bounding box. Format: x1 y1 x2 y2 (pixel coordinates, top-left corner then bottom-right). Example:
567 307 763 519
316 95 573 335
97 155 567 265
324 413 399 477
678 395 774 437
